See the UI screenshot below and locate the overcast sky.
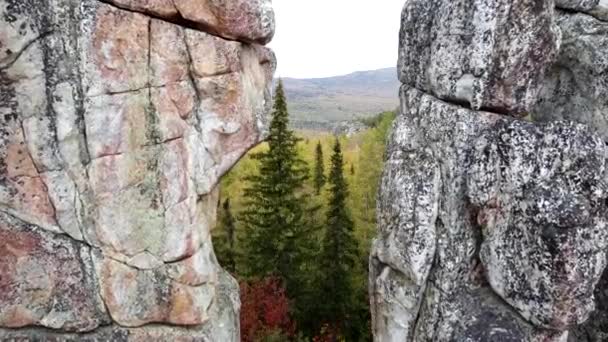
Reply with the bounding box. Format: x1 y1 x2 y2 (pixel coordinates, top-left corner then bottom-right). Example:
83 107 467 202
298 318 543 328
268 0 405 79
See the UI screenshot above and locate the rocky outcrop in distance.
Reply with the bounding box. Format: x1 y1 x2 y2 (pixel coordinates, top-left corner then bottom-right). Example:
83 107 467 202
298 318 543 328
0 0 275 340
371 0 608 341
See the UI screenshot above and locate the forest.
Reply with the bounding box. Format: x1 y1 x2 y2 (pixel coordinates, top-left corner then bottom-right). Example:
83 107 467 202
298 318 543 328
212 81 395 341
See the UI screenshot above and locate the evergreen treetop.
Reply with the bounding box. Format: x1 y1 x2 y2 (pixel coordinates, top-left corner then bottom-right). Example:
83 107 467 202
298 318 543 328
214 197 238 274
313 141 326 195
318 138 360 338
240 79 313 292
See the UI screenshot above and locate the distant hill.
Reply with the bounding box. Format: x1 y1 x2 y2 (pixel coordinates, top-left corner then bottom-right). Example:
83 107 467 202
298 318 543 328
279 67 400 125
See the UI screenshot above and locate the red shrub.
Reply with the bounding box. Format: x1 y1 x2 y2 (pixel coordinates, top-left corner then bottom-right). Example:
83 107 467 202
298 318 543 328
240 277 295 342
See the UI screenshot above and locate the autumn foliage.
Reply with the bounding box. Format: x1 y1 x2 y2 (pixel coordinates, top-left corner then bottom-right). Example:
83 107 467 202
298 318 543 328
240 277 295 342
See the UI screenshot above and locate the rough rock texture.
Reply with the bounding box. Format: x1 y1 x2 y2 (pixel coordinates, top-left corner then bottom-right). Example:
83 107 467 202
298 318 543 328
398 0 561 115
104 0 275 44
555 0 608 21
371 87 606 342
533 5 608 342
533 11 608 141
469 120 608 330
0 0 274 339
556 0 599 11
372 1 608 341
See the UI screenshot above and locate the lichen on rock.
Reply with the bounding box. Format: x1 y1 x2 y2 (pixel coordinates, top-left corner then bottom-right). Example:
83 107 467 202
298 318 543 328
0 0 275 339
372 0 608 341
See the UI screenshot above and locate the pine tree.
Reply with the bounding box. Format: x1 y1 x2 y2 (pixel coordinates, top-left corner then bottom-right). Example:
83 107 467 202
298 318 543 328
318 138 359 338
313 141 326 195
213 197 239 274
240 80 314 296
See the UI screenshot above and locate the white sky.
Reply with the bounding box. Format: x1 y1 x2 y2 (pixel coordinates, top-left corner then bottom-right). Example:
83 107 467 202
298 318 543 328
268 0 405 79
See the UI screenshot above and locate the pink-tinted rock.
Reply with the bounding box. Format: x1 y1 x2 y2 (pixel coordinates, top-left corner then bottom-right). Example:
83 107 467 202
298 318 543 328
85 5 149 97
94 253 215 327
150 19 190 85
84 92 150 159
0 268 241 341
167 239 218 286
0 212 109 331
0 0 274 338
106 0 275 44
0 123 58 231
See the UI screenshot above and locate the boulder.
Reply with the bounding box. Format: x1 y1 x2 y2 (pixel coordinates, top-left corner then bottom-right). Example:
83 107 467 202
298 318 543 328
0 212 109 332
371 86 608 341
533 11 608 141
101 0 275 44
398 0 561 115
0 0 274 339
555 0 608 21
556 0 599 11
374 0 608 339
0 269 240 341
469 120 608 330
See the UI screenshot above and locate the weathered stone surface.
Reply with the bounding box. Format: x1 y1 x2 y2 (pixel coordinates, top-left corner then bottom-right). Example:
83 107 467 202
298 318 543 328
556 0 599 11
374 1 608 340
533 11 608 141
555 0 608 21
369 112 439 341
570 264 608 341
398 0 561 115
93 251 215 327
469 120 608 330
590 2 608 20
0 270 240 341
0 0 273 339
450 288 569 342
0 212 109 332
371 86 608 341
103 0 275 44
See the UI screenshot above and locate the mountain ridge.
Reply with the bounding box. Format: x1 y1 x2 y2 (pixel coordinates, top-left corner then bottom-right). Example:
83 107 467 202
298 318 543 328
279 67 400 124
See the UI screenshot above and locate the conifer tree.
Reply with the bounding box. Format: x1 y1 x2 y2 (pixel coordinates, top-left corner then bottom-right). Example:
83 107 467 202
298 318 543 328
240 80 313 296
215 198 237 274
318 138 359 337
313 141 326 195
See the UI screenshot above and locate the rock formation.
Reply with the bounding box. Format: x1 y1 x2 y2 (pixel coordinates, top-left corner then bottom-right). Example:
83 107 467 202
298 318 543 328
0 0 275 340
371 0 608 341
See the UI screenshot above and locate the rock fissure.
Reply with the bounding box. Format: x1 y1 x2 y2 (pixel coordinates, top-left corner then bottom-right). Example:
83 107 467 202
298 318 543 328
96 0 260 45
372 1 608 341
180 32 202 134
0 0 275 339
0 30 54 70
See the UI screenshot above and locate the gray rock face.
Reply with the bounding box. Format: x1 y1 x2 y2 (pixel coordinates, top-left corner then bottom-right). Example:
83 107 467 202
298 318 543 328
556 0 599 11
398 0 561 115
570 265 608 341
469 120 608 330
533 6 608 342
372 1 608 340
0 0 274 339
371 87 605 341
555 0 608 21
533 11 608 141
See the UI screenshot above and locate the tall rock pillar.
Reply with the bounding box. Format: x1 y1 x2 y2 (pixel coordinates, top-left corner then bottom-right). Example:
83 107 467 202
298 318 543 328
0 0 275 340
371 1 608 341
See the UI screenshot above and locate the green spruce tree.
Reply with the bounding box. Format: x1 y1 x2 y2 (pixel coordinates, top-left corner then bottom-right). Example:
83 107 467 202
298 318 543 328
214 198 238 274
313 141 326 195
240 79 314 296
318 138 360 338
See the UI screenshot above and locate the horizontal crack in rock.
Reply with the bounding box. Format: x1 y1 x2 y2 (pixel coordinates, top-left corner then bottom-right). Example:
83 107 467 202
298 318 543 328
96 0 260 44
0 31 54 70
